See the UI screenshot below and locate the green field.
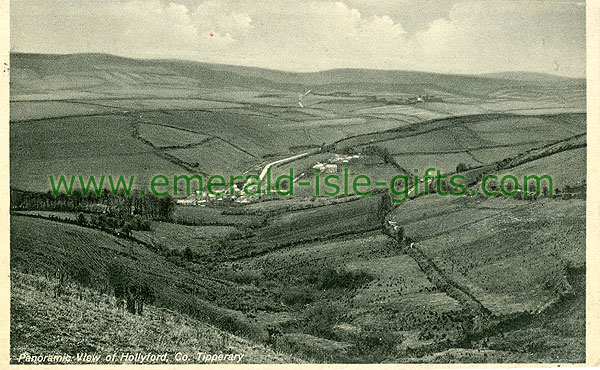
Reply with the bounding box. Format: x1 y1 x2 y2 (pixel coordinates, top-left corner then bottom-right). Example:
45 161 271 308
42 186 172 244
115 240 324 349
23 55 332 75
12 272 297 364
137 123 211 148
10 53 586 363
388 196 585 315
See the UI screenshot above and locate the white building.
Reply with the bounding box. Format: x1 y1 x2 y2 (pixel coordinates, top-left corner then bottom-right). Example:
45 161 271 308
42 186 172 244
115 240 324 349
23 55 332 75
312 162 338 174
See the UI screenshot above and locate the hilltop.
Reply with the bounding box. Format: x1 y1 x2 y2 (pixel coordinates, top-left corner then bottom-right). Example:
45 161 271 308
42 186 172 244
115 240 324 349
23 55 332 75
10 52 585 97
479 71 583 83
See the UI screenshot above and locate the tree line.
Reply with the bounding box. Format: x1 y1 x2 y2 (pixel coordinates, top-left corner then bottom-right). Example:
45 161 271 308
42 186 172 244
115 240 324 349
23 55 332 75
11 188 175 236
11 188 174 219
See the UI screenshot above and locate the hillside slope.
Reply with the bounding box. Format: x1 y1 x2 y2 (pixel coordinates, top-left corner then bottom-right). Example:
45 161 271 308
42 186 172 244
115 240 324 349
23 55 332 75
10 53 585 97
11 272 296 364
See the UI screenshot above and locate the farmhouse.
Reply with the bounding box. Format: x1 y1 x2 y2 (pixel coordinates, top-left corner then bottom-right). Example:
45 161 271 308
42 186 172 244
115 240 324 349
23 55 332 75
331 154 360 163
175 197 207 206
312 162 338 174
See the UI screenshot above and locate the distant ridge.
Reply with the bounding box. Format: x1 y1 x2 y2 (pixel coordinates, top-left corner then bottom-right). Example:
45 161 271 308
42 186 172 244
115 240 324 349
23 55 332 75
479 71 584 83
10 52 585 96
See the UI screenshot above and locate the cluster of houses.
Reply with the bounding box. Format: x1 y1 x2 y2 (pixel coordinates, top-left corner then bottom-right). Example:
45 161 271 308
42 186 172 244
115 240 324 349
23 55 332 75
312 162 338 173
176 154 363 206
373 94 443 105
311 154 361 174
174 187 242 206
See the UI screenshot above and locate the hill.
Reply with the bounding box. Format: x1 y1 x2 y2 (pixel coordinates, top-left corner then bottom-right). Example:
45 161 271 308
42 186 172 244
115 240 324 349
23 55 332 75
9 52 587 363
11 272 297 364
479 71 584 83
10 180 586 363
9 53 586 193
10 52 585 98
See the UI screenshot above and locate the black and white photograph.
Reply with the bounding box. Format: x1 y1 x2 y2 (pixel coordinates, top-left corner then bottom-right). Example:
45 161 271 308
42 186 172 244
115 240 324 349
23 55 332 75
4 0 598 366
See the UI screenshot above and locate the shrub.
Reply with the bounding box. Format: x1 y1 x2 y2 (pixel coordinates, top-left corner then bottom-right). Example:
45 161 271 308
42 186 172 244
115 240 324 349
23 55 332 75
303 300 345 339
182 247 194 261
227 270 263 285
281 285 314 308
456 163 469 172
77 212 87 226
351 330 400 360
72 266 92 286
306 267 375 290
129 215 151 231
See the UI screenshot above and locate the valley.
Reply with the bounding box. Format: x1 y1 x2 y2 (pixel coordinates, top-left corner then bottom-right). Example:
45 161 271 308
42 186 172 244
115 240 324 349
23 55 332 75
9 53 586 363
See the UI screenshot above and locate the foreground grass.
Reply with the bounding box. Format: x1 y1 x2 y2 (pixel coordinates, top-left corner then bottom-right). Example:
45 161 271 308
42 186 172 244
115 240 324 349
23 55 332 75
11 272 299 364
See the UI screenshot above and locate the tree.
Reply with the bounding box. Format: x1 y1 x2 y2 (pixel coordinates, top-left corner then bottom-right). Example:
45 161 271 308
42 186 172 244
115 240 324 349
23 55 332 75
486 178 499 194
456 163 469 172
77 212 87 226
183 247 194 261
108 265 155 316
504 180 515 194
158 196 175 220
381 148 394 164
71 189 83 208
542 185 549 197
132 283 155 315
377 193 392 226
396 226 405 244
513 187 523 200
303 301 344 339
122 222 132 238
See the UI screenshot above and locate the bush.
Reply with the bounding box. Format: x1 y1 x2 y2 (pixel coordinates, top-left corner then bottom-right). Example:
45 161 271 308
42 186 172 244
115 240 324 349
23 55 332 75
303 300 345 339
351 330 400 360
182 247 194 261
227 270 263 285
456 163 469 172
77 212 87 226
306 267 374 290
129 215 151 231
72 266 92 286
281 286 314 308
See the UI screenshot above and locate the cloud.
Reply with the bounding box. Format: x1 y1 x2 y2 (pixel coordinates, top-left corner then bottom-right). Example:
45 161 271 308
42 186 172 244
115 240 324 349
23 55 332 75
192 1 253 41
208 1 411 70
10 0 586 76
411 1 586 76
10 0 245 57
107 1 199 51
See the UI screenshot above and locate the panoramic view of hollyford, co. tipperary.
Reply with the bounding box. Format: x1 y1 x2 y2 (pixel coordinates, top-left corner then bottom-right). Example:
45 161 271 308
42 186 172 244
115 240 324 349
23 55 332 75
9 0 586 365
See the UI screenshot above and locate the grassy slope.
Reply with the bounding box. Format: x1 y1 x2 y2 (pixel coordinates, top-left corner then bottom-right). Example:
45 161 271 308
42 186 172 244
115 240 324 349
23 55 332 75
415 265 585 363
389 195 585 314
11 192 586 363
11 53 584 95
9 52 586 192
11 272 297 364
10 216 282 324
9 52 587 363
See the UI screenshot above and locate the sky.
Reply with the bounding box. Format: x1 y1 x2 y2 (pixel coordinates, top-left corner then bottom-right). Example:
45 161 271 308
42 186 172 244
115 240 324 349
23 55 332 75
10 0 586 77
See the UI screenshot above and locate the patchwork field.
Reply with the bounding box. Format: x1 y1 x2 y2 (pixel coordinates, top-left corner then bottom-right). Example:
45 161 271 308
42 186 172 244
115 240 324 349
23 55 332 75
388 196 585 315
137 123 211 148
9 53 586 363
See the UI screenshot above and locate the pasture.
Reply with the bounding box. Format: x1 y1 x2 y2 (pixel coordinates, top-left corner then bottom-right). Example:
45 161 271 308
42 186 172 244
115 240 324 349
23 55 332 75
9 52 587 363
